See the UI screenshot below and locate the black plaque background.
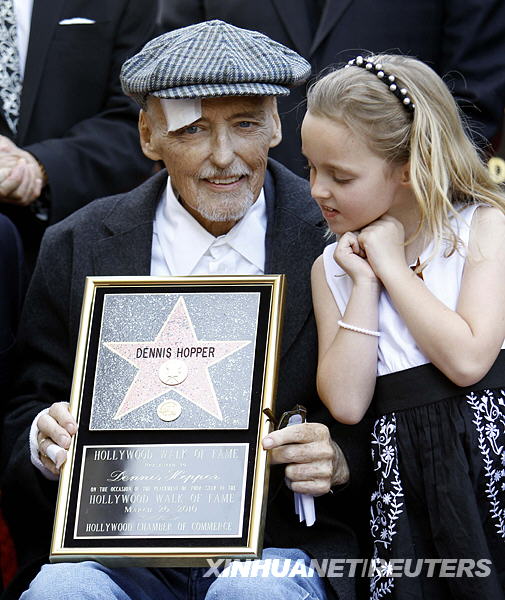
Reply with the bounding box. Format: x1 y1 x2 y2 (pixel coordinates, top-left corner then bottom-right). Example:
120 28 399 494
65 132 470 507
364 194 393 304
63 283 273 551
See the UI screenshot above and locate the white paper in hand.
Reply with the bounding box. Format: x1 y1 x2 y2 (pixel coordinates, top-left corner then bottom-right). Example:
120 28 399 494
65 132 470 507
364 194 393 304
287 413 316 526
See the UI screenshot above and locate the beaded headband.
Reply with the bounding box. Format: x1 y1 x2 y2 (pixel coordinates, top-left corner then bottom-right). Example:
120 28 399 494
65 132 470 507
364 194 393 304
345 55 415 113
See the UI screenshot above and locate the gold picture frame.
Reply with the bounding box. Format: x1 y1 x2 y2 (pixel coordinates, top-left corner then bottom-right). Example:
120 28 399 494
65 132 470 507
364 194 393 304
50 275 285 566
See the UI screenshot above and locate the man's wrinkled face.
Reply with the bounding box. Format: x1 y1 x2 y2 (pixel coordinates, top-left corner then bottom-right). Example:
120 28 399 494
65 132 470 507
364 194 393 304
139 95 282 234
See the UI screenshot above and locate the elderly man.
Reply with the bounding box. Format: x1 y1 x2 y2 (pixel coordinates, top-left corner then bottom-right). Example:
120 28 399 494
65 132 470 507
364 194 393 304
2 21 371 600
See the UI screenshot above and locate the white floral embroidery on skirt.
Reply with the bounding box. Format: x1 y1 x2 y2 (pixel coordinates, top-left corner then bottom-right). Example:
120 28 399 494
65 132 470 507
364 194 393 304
370 413 404 600
466 389 505 539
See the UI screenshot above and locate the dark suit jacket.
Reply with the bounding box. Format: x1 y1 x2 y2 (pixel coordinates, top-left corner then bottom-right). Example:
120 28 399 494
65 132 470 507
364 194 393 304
0 216 24 408
159 0 505 176
1 160 372 599
0 0 157 266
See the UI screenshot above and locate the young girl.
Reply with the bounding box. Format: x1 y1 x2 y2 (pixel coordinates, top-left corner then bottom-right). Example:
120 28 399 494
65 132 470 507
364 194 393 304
304 54 505 599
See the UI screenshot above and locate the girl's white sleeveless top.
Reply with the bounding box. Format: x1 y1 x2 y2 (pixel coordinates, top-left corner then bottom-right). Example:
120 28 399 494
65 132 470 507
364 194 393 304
322 204 503 376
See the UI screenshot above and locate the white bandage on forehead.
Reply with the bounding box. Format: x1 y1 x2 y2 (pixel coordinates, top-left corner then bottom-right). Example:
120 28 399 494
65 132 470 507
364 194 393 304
159 98 202 132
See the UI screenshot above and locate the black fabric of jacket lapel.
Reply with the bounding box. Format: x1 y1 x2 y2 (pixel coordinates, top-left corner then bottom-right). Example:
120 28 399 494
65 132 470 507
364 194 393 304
92 171 167 277
92 224 153 276
0 113 13 138
16 0 65 143
310 0 353 56
264 167 325 358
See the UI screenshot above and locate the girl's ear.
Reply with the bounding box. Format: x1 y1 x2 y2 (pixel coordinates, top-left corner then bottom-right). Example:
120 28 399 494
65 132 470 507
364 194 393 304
400 162 411 186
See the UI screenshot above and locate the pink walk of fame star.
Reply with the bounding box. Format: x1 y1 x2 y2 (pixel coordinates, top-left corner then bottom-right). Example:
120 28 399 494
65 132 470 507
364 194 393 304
104 296 251 420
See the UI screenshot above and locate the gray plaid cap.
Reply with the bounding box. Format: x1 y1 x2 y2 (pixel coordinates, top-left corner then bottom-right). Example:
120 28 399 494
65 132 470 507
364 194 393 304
120 20 311 108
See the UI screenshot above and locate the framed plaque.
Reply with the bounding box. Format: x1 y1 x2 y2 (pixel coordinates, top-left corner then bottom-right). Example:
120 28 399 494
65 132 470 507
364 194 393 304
50 275 285 566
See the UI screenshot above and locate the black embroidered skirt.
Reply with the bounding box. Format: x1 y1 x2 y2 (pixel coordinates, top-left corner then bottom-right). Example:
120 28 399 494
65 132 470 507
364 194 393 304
369 352 505 599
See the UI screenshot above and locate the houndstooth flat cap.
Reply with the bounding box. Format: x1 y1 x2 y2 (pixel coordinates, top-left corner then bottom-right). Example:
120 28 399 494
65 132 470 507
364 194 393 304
120 20 311 108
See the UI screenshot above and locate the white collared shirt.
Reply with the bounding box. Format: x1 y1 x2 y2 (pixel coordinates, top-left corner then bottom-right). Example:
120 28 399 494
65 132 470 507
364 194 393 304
151 176 267 276
13 0 33 77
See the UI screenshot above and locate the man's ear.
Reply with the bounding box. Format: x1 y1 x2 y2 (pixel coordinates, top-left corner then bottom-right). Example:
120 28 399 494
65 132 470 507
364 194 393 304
269 104 282 149
138 109 162 161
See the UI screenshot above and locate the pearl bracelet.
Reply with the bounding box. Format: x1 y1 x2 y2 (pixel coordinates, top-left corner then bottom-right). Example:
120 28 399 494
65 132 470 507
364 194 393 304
337 320 380 337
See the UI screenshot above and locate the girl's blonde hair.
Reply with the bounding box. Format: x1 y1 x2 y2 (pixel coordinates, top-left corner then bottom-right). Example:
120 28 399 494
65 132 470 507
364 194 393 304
306 53 505 255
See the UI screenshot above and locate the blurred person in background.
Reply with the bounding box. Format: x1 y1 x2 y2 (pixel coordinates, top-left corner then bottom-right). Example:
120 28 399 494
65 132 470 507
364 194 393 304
158 0 505 177
0 0 159 271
